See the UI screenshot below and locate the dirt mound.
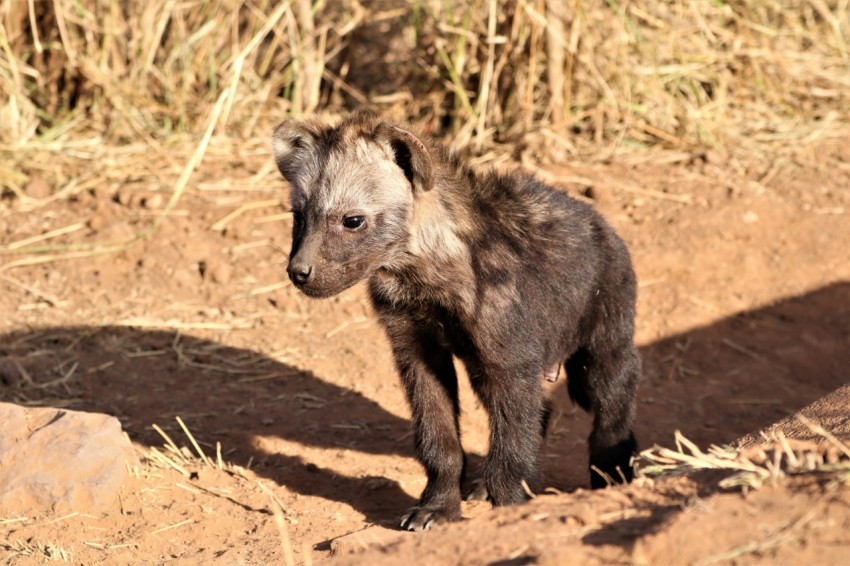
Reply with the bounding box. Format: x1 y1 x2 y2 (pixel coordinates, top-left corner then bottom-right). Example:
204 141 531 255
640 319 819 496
330 473 850 566
330 383 850 565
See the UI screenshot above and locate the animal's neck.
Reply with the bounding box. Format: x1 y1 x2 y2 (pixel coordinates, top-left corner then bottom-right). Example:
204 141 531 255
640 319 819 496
374 170 477 313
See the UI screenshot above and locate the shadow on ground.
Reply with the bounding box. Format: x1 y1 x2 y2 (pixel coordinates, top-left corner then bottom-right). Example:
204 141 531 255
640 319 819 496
1 282 847 524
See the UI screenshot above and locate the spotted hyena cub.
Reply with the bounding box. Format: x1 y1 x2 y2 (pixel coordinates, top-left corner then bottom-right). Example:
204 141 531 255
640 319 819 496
272 112 640 531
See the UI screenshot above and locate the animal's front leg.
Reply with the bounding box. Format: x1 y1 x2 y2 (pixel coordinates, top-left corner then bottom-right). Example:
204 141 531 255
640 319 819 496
383 321 464 531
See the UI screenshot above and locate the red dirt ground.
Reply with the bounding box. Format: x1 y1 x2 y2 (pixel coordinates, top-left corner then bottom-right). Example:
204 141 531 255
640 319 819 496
1 136 849 564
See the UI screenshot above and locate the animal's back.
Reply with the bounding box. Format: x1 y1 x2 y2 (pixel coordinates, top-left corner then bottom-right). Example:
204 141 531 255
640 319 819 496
447 167 633 360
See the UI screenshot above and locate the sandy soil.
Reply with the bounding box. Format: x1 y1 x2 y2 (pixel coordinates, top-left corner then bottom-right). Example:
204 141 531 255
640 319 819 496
1 137 848 564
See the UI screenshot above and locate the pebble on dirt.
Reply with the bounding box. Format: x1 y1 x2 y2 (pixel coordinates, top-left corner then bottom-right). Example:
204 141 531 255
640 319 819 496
24 175 51 199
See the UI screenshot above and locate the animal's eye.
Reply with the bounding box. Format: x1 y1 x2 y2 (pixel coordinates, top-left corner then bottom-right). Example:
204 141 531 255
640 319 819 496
342 215 366 230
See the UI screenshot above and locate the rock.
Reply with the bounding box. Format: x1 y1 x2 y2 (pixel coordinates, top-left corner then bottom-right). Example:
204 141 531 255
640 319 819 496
116 187 134 206
582 185 610 204
25 175 51 199
90 184 113 202
139 193 163 209
204 258 233 285
24 175 52 199
0 403 139 515
116 188 164 209
172 266 198 288
87 211 111 232
703 149 727 164
88 202 116 233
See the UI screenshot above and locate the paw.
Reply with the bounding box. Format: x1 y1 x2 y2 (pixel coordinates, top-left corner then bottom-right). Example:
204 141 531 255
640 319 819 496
487 481 534 506
462 477 489 502
399 504 461 531
590 434 637 488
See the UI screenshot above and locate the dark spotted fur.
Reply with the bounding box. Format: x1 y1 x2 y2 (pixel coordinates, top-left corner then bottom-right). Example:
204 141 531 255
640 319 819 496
272 112 640 531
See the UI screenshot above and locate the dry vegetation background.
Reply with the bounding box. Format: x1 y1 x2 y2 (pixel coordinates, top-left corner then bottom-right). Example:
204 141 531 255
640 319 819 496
2 0 850 213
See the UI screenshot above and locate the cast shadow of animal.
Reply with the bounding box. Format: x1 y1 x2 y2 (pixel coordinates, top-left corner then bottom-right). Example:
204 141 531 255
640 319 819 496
0 282 847 524
0 325 417 525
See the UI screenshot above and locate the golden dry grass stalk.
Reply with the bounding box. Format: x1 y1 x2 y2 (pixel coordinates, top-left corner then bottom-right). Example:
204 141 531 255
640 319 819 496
639 427 850 491
1 1 849 270
0 0 847 154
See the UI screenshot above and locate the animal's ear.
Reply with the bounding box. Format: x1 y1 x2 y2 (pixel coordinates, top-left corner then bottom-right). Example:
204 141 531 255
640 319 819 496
272 119 321 183
377 124 434 193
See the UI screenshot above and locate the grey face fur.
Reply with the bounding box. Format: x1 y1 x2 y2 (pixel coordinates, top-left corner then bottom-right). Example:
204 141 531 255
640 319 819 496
272 115 431 297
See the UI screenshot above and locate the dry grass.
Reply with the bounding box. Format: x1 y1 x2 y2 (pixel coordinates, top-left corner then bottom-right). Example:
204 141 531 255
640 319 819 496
639 423 850 493
1 0 849 269
142 415 303 558
1 538 72 562
1 0 848 154
146 417 228 476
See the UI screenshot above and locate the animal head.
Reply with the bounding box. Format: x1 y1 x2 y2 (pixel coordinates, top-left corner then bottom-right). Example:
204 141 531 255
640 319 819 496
272 112 435 298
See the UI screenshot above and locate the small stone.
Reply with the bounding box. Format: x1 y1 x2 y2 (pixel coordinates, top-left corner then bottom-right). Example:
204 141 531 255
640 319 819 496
140 193 163 210
116 187 134 206
582 185 610 204
129 193 146 208
45 270 62 285
203 258 233 285
25 175 51 199
0 403 139 514
117 190 163 209
743 211 759 223
91 184 113 201
88 211 111 232
703 149 726 164
172 266 197 289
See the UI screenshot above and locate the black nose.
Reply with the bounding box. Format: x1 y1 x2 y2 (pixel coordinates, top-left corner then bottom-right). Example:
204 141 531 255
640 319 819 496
289 261 313 285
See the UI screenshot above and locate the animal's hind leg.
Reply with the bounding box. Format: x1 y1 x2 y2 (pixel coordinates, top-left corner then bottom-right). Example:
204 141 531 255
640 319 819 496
462 396 552 502
464 357 547 505
566 344 639 488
